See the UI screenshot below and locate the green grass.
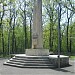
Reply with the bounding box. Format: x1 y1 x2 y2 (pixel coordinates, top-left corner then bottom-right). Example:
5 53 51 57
70 56 75 59
0 54 11 58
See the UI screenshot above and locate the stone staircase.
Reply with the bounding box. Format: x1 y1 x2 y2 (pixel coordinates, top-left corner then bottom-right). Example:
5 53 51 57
3 54 56 68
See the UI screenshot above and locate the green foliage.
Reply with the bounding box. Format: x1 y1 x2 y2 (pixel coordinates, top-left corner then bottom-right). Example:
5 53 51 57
3 2 7 6
43 24 50 49
0 0 75 57
0 9 3 12
70 56 75 59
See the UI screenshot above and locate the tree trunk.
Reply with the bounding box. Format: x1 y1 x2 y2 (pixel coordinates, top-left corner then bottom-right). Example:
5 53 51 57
30 18 32 48
23 1 28 50
66 9 70 53
8 3 12 55
69 27 72 53
1 5 5 57
2 26 4 57
12 8 16 54
49 23 52 52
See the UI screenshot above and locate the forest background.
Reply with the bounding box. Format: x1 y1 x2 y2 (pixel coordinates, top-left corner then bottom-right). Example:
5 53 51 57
0 0 75 57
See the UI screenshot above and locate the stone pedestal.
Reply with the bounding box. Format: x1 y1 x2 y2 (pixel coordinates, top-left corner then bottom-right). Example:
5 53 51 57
26 49 49 56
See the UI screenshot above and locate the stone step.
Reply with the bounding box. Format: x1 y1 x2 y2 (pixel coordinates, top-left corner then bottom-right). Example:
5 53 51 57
10 59 51 63
4 62 55 68
3 54 55 68
15 55 49 59
6 60 52 66
12 57 50 61
3 54 69 68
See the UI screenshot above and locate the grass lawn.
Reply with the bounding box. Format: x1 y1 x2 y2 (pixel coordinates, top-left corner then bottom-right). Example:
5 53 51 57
70 56 75 60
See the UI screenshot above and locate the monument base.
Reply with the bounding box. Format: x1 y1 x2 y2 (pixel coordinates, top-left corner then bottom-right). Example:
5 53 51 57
49 55 69 67
26 49 49 56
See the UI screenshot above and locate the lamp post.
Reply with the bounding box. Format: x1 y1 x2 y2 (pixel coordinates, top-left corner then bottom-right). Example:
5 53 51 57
58 0 61 69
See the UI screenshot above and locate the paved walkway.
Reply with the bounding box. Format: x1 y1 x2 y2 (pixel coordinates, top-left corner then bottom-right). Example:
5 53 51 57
0 58 75 75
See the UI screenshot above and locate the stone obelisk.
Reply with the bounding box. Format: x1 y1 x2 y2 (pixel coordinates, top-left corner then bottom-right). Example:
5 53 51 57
32 0 43 49
26 0 49 56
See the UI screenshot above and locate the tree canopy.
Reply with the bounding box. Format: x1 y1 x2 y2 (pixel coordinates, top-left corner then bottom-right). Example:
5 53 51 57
0 0 75 57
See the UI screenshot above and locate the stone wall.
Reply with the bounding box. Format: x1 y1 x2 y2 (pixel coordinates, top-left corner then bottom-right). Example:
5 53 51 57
49 55 69 67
